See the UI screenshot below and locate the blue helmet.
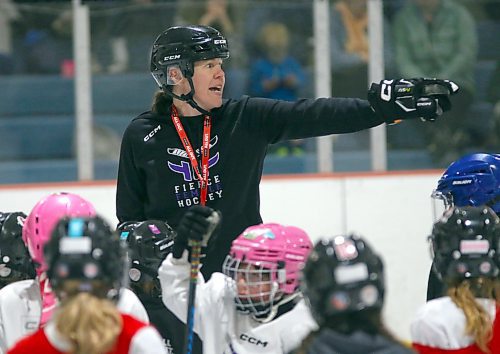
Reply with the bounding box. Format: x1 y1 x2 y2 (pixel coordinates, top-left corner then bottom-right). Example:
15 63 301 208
432 153 500 215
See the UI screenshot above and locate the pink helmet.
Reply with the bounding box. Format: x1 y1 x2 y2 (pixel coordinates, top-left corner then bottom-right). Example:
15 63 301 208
22 192 96 274
222 223 312 318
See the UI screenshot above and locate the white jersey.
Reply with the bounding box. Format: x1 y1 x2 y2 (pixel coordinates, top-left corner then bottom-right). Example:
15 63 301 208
410 296 497 349
159 252 317 354
0 279 149 354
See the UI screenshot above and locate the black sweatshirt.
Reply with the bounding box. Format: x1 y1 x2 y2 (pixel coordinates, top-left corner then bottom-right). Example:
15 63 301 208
116 95 384 277
297 329 415 354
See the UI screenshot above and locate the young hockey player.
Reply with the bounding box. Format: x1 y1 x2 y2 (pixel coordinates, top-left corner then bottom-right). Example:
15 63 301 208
8 216 165 354
0 192 148 353
427 153 500 300
159 205 317 353
0 212 35 289
412 206 500 353
295 233 414 354
121 219 202 354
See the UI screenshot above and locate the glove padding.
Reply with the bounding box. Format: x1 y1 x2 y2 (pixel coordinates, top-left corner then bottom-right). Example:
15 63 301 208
368 78 459 124
172 205 221 259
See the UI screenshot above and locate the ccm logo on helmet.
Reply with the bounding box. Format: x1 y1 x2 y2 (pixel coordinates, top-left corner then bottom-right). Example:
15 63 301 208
240 334 268 347
214 39 226 44
163 55 181 61
144 125 161 142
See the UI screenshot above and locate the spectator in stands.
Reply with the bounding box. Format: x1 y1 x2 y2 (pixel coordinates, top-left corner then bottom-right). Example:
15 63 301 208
0 0 19 75
411 206 500 353
393 0 478 164
249 22 307 156
294 233 414 354
116 24 458 280
242 0 313 69
330 0 394 99
8 216 165 354
330 0 395 152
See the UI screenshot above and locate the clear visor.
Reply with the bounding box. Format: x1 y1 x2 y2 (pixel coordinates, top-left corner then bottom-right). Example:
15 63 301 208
431 189 454 222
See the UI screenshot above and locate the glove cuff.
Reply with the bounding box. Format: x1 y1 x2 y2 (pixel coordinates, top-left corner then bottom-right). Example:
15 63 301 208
172 243 186 259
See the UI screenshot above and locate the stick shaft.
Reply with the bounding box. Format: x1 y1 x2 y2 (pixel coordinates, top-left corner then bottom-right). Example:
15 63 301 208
183 240 201 354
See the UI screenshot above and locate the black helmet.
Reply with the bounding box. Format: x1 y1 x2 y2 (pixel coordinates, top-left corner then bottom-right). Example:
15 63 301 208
301 234 384 325
119 220 174 298
0 212 36 287
151 25 229 88
150 25 229 114
430 205 500 283
45 216 128 301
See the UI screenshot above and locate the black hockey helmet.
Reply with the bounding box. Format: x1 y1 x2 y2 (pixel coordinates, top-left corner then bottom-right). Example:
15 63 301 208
119 220 174 298
430 205 500 283
0 212 36 287
45 216 128 301
151 25 229 85
150 25 229 114
301 234 384 325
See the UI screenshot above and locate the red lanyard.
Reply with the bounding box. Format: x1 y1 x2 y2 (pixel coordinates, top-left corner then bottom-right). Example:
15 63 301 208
171 105 211 206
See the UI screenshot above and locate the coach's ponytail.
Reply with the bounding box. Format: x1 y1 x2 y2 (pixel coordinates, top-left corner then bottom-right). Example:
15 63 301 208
152 90 172 115
55 292 122 354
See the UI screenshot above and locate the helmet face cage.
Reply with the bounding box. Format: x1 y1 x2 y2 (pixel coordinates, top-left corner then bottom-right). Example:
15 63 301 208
45 216 127 301
222 223 312 317
0 212 35 287
431 153 500 219
222 255 282 316
22 192 96 274
430 206 500 283
300 234 385 325
150 25 230 90
120 220 174 298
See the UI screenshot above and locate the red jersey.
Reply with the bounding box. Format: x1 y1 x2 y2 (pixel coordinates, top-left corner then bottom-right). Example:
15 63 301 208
8 314 162 354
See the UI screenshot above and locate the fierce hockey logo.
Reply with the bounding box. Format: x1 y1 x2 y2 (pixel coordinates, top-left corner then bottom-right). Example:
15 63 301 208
167 136 219 182
168 135 223 208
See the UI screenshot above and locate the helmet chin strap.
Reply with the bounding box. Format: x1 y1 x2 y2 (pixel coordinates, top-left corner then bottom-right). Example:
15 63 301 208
163 77 212 116
252 291 300 324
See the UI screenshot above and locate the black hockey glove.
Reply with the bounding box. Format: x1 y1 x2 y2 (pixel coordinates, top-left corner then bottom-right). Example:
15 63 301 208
368 78 459 124
172 205 221 259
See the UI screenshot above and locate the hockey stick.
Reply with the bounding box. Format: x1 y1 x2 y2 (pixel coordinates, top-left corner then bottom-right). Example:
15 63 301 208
183 212 220 354
183 238 202 354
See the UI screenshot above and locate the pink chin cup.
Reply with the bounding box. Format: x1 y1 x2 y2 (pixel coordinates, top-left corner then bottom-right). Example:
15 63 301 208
22 192 96 274
229 223 312 294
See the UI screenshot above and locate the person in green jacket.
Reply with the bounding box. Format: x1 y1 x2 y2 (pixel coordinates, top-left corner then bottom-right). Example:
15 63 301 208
393 0 478 165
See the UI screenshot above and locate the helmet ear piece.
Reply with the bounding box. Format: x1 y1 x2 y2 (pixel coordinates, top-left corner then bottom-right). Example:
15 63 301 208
166 65 185 86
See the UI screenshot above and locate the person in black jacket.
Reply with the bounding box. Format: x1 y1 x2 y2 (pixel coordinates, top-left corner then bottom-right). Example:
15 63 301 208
293 234 414 354
116 24 458 279
119 219 203 354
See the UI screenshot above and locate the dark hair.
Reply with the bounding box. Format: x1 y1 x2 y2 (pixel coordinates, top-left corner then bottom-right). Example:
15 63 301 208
151 90 172 115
